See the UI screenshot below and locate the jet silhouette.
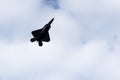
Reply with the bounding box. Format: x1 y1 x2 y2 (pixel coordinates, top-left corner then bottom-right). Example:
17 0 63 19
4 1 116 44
30 18 54 46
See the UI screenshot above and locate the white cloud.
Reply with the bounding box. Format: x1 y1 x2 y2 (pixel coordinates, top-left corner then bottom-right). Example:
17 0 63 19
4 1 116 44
59 0 120 14
0 0 34 22
0 39 120 80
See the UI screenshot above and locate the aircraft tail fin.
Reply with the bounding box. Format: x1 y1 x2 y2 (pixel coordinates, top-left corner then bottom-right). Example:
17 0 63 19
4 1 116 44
38 41 43 46
30 38 36 42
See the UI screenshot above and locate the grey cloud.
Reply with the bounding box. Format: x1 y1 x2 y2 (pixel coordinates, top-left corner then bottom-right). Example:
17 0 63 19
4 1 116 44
42 0 60 9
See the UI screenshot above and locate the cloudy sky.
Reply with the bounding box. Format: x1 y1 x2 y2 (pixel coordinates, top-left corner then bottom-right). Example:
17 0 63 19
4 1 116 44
0 0 120 80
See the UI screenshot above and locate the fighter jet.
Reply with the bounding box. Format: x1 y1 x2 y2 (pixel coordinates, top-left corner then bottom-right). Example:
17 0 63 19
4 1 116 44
30 18 54 46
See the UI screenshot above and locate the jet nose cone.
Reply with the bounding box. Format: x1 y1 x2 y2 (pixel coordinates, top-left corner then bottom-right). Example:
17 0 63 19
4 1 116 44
48 18 54 25
51 18 54 21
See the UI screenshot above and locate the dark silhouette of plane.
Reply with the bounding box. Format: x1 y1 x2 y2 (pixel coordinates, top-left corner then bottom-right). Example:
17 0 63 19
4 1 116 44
30 18 54 46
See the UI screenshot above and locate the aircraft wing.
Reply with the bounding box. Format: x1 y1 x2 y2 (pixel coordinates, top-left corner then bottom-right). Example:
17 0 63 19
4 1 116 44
31 29 42 37
41 31 50 42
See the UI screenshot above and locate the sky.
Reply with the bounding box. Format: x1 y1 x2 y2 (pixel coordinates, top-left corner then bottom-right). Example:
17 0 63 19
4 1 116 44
0 0 120 80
